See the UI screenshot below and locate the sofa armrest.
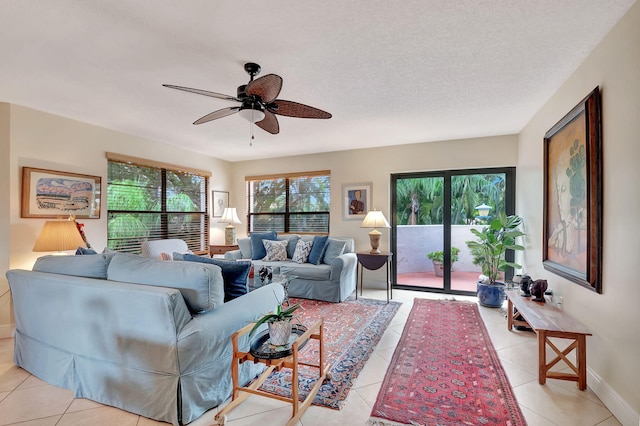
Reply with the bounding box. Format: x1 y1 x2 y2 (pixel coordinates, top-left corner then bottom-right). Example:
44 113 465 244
329 252 357 282
176 283 285 370
224 250 243 261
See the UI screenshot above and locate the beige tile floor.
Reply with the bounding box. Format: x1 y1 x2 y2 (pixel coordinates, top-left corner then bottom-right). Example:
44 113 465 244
0 288 621 426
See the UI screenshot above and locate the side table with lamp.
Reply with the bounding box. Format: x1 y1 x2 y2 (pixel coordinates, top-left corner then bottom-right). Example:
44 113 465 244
357 210 393 302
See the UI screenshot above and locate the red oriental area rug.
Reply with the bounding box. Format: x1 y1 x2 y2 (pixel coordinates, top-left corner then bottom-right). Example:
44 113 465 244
258 296 400 410
369 298 527 426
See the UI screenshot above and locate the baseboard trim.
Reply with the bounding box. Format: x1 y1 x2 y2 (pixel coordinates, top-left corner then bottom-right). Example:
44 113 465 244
588 367 639 426
0 323 15 339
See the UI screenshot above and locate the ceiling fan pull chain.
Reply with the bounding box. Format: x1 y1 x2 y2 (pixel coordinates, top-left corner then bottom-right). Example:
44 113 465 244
249 109 255 146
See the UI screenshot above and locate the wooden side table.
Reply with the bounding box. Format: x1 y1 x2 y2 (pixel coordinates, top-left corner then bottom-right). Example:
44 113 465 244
209 244 239 257
214 319 331 426
356 251 393 302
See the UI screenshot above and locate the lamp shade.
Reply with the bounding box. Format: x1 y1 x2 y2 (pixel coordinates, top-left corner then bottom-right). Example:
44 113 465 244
218 207 242 225
360 210 390 229
33 220 85 252
237 107 266 123
360 210 390 254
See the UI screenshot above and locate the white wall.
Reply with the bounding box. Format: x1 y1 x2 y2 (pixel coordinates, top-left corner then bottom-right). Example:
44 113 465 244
518 2 640 424
7 104 234 272
230 134 518 285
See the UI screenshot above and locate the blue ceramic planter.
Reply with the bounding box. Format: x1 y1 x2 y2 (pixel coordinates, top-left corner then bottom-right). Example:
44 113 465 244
476 281 506 308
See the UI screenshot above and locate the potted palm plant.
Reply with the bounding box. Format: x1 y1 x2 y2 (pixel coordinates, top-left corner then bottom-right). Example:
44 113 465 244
426 247 461 277
466 213 525 307
249 302 302 346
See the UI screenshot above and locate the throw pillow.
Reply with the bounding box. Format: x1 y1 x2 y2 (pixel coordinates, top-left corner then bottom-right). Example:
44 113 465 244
322 238 347 264
250 231 278 260
75 246 97 255
182 254 252 302
262 239 288 261
292 239 313 263
160 252 173 261
307 235 329 265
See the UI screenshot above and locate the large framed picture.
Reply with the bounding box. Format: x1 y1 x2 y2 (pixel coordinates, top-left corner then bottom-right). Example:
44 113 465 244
212 191 229 217
21 167 101 219
342 182 372 220
543 87 602 293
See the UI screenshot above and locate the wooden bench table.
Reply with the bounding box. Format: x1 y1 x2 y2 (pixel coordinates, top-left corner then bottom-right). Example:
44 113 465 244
505 289 592 390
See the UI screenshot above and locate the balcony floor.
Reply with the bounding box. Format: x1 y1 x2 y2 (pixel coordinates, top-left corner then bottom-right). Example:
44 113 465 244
396 270 480 293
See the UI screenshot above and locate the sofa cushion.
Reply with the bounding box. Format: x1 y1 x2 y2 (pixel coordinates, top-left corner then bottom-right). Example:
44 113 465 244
182 254 251 302
238 238 252 259
107 253 224 313
308 235 329 265
33 252 117 279
250 231 278 260
280 263 332 281
278 234 300 259
292 239 313 263
322 238 347 264
262 239 288 261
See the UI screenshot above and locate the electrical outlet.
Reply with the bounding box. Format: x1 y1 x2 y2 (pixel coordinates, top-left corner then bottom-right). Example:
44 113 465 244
557 296 564 310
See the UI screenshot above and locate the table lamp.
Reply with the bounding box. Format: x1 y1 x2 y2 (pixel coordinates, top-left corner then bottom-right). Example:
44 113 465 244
33 219 85 253
219 207 242 245
360 210 390 254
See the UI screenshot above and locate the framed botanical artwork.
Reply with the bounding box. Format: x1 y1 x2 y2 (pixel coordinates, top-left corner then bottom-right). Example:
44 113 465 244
342 182 372 220
21 167 101 219
212 191 229 217
543 87 602 293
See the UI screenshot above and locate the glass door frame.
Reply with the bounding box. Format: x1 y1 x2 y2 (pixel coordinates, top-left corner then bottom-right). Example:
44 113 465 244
390 167 516 296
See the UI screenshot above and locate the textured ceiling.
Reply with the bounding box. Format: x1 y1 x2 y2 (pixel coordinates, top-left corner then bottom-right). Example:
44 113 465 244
1 1 636 162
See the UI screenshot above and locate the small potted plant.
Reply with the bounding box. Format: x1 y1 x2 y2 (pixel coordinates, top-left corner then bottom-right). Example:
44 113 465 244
427 247 460 277
465 213 525 307
249 302 302 346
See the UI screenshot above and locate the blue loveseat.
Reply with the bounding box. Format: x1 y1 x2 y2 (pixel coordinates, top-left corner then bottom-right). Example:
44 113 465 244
6 252 284 425
224 234 357 302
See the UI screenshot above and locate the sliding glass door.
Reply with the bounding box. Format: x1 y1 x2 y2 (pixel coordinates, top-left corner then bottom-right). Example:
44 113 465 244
391 167 515 295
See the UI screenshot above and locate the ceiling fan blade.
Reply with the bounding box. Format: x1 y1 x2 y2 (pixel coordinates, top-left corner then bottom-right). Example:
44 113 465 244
163 84 240 102
246 74 283 103
193 106 240 125
255 110 280 134
270 100 332 119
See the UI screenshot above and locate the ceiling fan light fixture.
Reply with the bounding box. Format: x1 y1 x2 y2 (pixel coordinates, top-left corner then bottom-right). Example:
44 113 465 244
238 107 265 123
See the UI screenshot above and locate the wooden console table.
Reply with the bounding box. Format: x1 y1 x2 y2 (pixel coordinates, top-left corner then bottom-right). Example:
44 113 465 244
505 289 592 390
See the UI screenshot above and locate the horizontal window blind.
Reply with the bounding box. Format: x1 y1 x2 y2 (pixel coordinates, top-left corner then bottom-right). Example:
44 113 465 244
246 171 330 234
107 159 209 254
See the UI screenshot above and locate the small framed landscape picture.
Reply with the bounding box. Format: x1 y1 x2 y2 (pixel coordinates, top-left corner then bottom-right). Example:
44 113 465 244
343 182 371 220
212 191 229 217
21 167 101 219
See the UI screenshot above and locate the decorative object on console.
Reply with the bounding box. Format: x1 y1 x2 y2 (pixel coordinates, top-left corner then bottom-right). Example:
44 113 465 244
22 167 101 219
218 207 241 245
519 273 532 297
530 279 548 302
360 210 390 254
33 218 86 253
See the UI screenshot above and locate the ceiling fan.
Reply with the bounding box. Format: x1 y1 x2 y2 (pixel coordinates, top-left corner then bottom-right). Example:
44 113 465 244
163 62 332 136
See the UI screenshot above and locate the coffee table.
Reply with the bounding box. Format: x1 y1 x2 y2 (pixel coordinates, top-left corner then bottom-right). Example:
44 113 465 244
214 319 331 426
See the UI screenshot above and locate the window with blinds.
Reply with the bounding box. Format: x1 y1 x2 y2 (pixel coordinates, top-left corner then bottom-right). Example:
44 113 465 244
107 157 210 254
246 171 331 234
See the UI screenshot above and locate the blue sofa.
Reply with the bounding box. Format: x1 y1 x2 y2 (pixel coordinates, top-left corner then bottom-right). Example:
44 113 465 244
224 234 357 302
6 252 284 425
